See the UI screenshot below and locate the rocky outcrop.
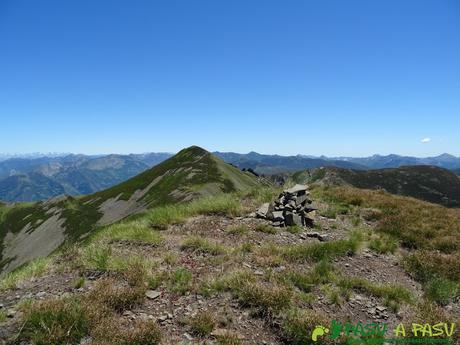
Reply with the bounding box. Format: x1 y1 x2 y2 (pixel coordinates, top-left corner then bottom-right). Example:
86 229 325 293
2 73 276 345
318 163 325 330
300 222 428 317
256 184 316 227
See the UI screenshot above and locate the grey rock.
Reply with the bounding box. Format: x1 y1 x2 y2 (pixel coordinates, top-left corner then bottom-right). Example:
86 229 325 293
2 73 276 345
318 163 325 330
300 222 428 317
296 194 309 205
183 333 193 341
158 314 168 322
306 232 329 241
285 184 308 195
272 211 284 222
256 203 270 219
145 290 161 300
285 213 302 226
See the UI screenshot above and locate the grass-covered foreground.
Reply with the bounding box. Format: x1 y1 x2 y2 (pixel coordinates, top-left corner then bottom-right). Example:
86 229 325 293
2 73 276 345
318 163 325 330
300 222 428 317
0 185 459 344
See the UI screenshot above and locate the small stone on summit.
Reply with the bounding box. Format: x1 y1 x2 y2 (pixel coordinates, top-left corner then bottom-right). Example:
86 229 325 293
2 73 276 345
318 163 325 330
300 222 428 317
256 203 270 218
145 290 161 300
285 184 308 194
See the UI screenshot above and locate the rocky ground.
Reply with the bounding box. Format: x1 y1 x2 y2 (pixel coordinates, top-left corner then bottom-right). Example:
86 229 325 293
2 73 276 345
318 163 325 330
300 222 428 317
0 189 457 345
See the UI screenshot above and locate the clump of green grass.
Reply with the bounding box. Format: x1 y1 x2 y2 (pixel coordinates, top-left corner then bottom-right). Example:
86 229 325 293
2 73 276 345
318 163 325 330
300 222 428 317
283 238 360 263
94 220 163 244
240 186 280 204
81 244 112 271
0 309 7 323
227 224 249 236
239 242 254 254
404 250 460 304
168 267 193 295
181 236 227 255
163 251 179 265
147 271 167 290
280 308 332 345
147 194 243 229
280 261 336 293
216 333 242 345
337 277 413 311
404 250 460 284
147 204 187 229
216 271 292 315
320 203 351 219
425 278 459 305
189 311 216 336
109 254 157 275
369 233 399 254
321 284 343 305
255 223 277 234
280 271 314 292
87 278 146 313
18 298 89 345
97 319 161 345
188 194 243 217
254 243 283 267
72 277 85 289
0 257 52 291
286 225 303 234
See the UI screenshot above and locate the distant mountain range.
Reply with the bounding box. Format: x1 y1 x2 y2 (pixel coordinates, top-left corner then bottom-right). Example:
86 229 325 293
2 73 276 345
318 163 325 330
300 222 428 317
215 152 460 174
328 153 460 170
0 151 459 202
0 153 172 202
213 151 367 174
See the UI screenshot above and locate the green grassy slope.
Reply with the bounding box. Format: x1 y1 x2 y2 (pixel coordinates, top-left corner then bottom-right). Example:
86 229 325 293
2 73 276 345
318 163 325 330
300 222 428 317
85 146 259 206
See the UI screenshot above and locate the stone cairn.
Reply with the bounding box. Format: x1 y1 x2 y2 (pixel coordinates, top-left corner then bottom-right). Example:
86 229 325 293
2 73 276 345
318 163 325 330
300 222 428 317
255 184 316 227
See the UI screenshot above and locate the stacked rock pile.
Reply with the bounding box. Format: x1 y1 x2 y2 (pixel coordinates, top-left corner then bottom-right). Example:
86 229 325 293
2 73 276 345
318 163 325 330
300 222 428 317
256 184 316 227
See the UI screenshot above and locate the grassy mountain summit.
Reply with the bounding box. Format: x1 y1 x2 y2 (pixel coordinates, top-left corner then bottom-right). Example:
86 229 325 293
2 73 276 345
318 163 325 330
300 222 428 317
0 146 262 274
295 165 460 208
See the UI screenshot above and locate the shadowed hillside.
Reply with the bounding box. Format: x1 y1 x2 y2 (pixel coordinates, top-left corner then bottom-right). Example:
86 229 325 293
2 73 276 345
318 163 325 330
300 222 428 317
294 165 460 208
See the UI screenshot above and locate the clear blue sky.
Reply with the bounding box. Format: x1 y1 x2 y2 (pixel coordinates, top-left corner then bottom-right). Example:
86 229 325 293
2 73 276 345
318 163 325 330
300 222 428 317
1 0 459 156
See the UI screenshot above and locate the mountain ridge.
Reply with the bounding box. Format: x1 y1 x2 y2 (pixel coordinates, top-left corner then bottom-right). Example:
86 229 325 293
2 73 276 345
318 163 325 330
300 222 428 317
294 165 460 208
0 146 262 274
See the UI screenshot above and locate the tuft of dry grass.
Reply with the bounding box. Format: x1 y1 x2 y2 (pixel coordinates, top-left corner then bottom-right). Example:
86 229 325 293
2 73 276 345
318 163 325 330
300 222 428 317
18 298 89 345
281 308 332 345
188 311 216 336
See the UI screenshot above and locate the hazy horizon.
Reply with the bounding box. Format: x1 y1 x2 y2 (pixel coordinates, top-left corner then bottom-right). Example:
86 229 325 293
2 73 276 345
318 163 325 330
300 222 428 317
0 149 458 160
